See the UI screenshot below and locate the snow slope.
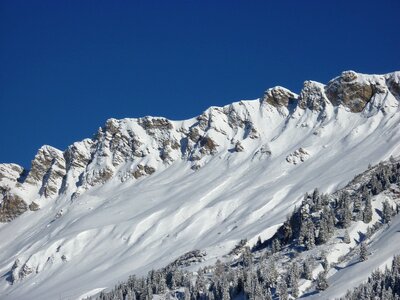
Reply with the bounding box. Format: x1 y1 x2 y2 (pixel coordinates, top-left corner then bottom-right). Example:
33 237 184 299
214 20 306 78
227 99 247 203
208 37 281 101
307 202 400 299
0 71 399 299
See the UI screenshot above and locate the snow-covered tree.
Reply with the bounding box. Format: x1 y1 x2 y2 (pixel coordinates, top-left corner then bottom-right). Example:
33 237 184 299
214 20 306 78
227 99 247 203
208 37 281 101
316 272 329 291
343 229 351 244
359 242 368 261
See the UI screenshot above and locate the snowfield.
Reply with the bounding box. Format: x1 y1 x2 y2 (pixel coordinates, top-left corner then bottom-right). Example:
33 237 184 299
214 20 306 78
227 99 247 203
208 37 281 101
0 71 399 299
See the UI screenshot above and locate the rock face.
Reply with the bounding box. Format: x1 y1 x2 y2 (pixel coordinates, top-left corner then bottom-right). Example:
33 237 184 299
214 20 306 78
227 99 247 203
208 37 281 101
262 86 297 107
0 191 27 222
165 250 207 269
25 146 66 198
386 72 400 101
299 81 329 111
325 71 383 113
0 164 24 183
9 259 33 284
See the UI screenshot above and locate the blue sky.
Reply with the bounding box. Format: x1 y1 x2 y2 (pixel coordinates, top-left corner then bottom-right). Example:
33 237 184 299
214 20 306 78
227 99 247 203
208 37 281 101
1 0 399 168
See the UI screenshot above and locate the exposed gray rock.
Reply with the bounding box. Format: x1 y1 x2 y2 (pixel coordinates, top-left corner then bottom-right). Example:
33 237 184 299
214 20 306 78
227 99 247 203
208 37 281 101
0 192 27 222
299 81 329 111
199 136 218 154
326 71 375 112
18 263 33 281
286 148 310 165
9 259 20 284
144 165 156 175
252 144 272 160
0 164 24 183
85 166 114 186
64 139 94 170
132 164 156 179
165 250 207 270
234 141 244 152
244 121 260 139
188 127 201 142
24 146 66 197
262 86 297 107
29 201 40 211
386 72 400 101
138 117 173 134
224 105 246 128
25 146 64 185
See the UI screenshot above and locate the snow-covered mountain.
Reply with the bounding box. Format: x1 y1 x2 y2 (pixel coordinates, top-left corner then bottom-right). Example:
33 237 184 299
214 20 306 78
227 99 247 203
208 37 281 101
0 70 399 299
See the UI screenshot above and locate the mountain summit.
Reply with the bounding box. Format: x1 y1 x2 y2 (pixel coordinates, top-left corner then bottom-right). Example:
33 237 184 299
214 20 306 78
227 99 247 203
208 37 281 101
0 71 399 299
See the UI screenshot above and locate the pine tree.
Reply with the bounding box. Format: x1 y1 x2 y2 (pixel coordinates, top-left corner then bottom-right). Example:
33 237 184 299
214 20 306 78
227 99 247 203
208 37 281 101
291 276 299 298
255 236 262 250
299 219 316 250
359 242 368 261
302 259 313 280
316 272 329 291
277 278 288 300
288 262 300 292
382 200 394 224
184 287 190 300
264 288 273 300
340 199 353 228
241 246 252 267
272 238 281 253
125 290 134 300
253 278 263 300
215 260 224 278
353 196 363 221
363 196 373 223
343 230 351 244
266 261 279 288
318 215 332 245
321 253 329 272
222 288 230 300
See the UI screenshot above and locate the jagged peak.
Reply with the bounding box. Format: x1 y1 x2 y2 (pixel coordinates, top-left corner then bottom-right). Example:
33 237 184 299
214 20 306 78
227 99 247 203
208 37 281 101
298 80 330 112
37 145 63 157
261 86 298 108
0 163 24 185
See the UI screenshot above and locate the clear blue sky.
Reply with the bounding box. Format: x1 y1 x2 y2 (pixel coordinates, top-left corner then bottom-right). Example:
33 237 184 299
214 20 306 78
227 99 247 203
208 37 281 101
1 0 399 168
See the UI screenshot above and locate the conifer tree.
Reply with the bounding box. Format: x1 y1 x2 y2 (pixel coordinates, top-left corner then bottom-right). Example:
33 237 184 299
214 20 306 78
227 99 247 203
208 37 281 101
316 272 329 291
302 259 313 280
359 242 368 261
363 196 373 223
343 230 351 244
277 278 288 300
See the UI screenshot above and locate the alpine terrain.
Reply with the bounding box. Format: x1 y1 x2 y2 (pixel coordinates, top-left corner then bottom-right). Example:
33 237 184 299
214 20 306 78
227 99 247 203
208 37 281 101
1 70 400 300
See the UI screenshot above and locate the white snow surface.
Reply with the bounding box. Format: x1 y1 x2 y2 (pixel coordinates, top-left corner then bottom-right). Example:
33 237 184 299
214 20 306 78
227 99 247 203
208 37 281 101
0 72 400 299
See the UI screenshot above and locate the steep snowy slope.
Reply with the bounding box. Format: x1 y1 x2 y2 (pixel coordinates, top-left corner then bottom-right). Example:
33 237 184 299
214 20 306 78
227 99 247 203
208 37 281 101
308 208 400 299
0 71 399 299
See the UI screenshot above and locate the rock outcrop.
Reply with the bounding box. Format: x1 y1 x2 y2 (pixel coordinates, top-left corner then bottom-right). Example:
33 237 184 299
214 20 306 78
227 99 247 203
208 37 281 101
0 164 24 184
299 81 329 111
286 148 310 165
262 86 297 107
0 191 27 222
386 72 400 101
24 146 66 198
325 71 382 112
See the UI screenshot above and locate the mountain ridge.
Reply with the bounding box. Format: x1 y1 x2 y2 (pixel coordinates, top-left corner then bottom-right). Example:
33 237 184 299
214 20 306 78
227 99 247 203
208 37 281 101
1 70 399 208
0 70 399 299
